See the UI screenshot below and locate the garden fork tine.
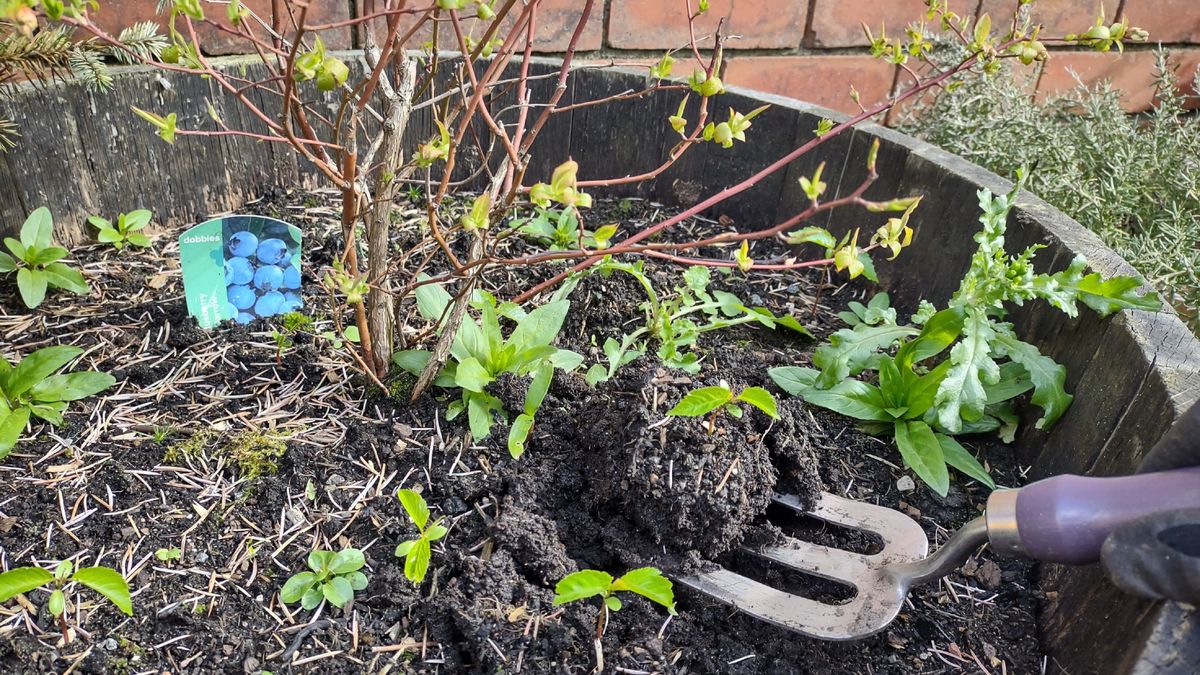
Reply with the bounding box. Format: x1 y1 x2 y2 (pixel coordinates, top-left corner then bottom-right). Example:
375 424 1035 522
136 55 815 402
678 492 931 640
681 466 1200 640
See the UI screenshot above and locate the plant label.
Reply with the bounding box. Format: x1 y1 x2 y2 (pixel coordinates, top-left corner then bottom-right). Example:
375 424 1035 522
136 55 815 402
179 215 303 329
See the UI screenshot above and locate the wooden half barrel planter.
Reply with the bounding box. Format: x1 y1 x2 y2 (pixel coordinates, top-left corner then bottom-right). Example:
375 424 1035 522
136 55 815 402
2 57 1197 673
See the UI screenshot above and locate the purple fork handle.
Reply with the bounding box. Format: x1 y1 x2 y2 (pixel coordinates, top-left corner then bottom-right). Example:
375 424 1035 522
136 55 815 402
1012 466 1200 564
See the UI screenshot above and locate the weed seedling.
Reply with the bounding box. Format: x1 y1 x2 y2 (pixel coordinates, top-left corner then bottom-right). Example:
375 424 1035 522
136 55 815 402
0 345 115 458
393 285 583 458
279 548 367 610
771 173 1159 494
154 547 181 563
87 209 152 250
554 566 677 658
585 262 810 384
394 489 446 584
0 207 90 308
668 381 779 433
0 560 133 641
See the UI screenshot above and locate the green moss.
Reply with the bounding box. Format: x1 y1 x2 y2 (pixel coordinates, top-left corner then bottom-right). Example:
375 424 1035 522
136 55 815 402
164 429 287 480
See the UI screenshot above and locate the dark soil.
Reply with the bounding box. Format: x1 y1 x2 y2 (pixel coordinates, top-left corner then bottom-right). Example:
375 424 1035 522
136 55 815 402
0 189 1042 674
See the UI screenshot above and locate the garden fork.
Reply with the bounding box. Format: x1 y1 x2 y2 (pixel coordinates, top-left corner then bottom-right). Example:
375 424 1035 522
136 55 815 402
679 466 1200 640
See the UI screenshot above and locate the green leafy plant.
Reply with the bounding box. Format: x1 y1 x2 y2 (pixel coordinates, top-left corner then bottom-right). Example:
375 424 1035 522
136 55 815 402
0 207 89 308
320 325 361 350
0 345 115 458
585 262 811 384
770 175 1159 494
154 547 181 563
553 567 677 615
87 209 152 250
0 560 132 639
268 312 314 362
394 489 447 585
905 49 1200 333
668 380 779 433
279 548 367 610
393 285 583 458
786 195 920 282
510 207 617 251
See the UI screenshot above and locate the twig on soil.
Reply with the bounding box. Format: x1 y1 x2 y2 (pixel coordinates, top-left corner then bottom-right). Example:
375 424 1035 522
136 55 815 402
713 456 740 493
269 618 333 662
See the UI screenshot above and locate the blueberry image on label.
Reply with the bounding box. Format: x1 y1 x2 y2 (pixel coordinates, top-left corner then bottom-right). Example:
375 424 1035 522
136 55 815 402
282 264 301 290
280 296 303 313
228 284 256 310
262 221 293 241
253 264 284 291
235 312 255 325
224 301 238 318
228 231 258 258
224 256 255 286
255 290 286 317
256 238 289 265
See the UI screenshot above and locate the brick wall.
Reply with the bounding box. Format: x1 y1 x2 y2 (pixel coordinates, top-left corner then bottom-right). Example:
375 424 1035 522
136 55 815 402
92 0 1200 114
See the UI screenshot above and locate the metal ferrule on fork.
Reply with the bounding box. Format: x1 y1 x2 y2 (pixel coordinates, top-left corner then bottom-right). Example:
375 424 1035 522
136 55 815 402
984 488 1026 557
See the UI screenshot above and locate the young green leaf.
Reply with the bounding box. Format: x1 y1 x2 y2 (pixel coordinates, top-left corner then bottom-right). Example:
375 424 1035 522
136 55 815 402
934 309 998 433
393 349 432 375
73 567 133 616
786 226 836 249
301 586 323 610
7 345 82 397
735 387 779 419
307 550 335 572
802 379 892 422
525 363 554 416
414 278 452 323
508 413 535 459
509 300 569 353
453 357 493 393
0 407 32 458
279 572 316 603
936 434 996 489
552 570 614 605
668 386 733 417
47 589 65 616
767 366 818 396
330 548 365 575
16 268 47 308
813 323 918 388
0 567 53 602
894 420 949 496
404 538 431 583
30 372 116 402
397 489 430 531
20 207 53 250
466 392 495 439
610 567 677 615
992 330 1072 429
321 576 354 608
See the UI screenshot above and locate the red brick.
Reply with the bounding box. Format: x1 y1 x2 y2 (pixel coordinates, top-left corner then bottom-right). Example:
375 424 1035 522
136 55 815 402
608 0 807 50
724 55 897 114
365 0 602 54
524 0 604 52
1036 49 1200 111
809 0 974 48
1122 0 1200 43
89 0 352 55
977 0 1118 37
